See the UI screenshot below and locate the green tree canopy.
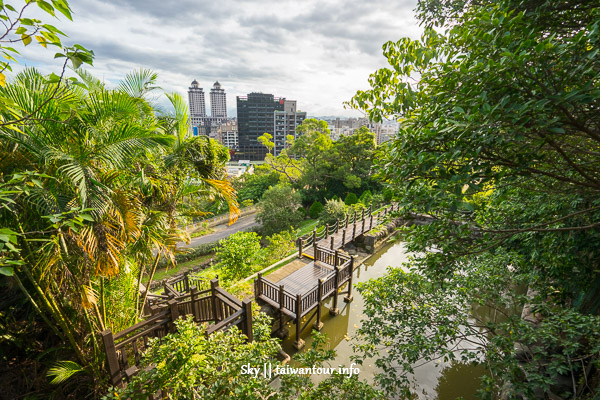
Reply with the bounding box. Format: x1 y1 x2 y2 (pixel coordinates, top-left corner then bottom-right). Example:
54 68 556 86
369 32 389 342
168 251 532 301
256 184 304 236
350 0 600 397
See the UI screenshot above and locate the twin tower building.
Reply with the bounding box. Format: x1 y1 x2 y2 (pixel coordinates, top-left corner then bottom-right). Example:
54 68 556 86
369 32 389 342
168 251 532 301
187 80 306 161
188 80 227 133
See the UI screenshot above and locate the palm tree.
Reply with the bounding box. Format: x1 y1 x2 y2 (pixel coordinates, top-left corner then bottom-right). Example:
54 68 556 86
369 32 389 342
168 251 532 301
0 68 241 390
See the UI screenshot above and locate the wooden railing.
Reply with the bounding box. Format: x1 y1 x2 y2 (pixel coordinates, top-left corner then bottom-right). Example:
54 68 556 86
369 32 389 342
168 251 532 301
163 272 205 296
102 278 252 388
255 254 353 319
297 203 401 256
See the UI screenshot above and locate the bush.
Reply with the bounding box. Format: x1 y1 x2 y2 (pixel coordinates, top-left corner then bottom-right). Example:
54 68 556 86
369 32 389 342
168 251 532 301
240 199 254 208
383 188 393 202
370 193 385 209
257 184 304 236
359 190 373 205
156 242 218 269
308 201 324 219
264 230 296 265
321 199 348 225
215 231 262 281
344 192 358 206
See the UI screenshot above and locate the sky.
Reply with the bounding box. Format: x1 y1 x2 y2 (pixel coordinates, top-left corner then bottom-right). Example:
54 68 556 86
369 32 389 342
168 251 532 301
11 0 422 117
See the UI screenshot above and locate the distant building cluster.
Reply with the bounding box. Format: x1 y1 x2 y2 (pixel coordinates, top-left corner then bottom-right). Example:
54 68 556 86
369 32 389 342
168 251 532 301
323 117 398 144
186 80 397 162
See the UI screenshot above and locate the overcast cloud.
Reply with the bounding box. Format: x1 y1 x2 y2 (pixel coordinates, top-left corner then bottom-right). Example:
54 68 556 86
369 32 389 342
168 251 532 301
13 0 421 117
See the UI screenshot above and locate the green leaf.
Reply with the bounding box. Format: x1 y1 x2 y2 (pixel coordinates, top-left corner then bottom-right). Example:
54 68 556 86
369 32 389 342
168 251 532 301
47 361 83 384
0 267 14 276
36 0 55 16
51 0 71 20
21 34 31 46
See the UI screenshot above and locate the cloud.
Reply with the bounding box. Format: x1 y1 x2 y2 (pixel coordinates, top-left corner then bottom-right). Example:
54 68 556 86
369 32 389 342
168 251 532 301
8 0 422 116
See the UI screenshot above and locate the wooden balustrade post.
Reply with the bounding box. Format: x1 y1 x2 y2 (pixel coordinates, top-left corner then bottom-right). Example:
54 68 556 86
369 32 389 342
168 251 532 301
344 256 355 303
314 279 324 331
190 286 199 321
210 278 220 322
255 273 262 298
362 217 365 233
361 208 365 221
353 210 357 223
243 299 253 342
184 271 190 293
330 236 334 250
334 250 339 267
370 214 374 230
278 285 286 338
294 294 305 350
325 224 328 239
345 213 349 227
335 220 339 233
298 238 303 258
352 221 356 239
312 229 317 248
330 266 340 316
168 299 179 332
341 229 346 246
101 329 123 387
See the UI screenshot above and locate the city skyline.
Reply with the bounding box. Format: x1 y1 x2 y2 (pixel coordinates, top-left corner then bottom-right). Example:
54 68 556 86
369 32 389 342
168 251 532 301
10 0 422 117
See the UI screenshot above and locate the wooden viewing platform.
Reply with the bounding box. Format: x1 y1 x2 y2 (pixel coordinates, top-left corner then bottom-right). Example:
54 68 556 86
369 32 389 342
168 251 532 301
254 203 399 349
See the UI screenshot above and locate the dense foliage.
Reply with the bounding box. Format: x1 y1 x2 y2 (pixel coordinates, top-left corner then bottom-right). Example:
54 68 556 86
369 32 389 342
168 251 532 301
215 232 262 281
0 66 237 394
256 184 304 236
106 315 383 400
350 0 600 398
308 201 324 219
260 119 381 204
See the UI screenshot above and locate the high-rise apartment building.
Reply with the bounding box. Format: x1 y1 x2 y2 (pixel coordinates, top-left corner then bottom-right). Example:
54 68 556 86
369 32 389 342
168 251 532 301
188 80 228 136
236 93 307 160
188 80 206 117
236 93 284 160
274 100 306 155
210 81 227 120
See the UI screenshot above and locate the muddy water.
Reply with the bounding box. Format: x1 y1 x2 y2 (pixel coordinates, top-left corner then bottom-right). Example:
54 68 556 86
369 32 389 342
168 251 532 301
281 241 486 399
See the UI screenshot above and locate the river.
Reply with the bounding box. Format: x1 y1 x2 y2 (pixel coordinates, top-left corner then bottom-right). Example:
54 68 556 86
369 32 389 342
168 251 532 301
281 241 486 399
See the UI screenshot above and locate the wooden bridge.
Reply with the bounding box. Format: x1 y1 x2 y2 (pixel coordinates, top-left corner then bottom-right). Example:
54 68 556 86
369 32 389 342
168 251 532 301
254 203 398 349
102 278 252 388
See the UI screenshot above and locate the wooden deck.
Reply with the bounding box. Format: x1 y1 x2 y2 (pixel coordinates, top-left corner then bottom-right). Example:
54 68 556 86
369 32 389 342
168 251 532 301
274 261 332 295
254 203 398 349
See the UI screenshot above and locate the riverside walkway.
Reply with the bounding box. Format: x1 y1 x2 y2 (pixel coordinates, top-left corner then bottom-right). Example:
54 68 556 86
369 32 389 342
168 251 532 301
254 203 399 349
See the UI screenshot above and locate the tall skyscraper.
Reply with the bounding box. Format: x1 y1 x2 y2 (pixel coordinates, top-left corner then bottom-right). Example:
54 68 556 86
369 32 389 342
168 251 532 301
188 80 229 136
236 93 306 161
188 80 206 117
210 81 227 120
274 100 306 155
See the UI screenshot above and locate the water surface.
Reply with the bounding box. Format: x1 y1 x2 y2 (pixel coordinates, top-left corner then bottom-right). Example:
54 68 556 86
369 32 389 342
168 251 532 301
281 241 485 399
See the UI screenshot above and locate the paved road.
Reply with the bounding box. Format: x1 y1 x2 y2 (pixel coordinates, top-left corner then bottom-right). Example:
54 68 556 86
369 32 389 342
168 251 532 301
181 213 259 248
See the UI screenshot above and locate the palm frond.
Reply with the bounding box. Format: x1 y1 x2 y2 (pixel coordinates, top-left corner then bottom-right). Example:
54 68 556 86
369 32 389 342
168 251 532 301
118 69 159 100
47 360 84 384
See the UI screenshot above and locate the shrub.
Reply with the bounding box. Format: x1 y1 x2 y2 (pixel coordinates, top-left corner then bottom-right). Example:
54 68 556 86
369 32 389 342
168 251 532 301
321 199 348 225
264 230 296 265
383 188 393 202
344 192 358 206
308 201 324 219
240 199 254 208
359 190 373 205
257 184 304 236
215 231 263 281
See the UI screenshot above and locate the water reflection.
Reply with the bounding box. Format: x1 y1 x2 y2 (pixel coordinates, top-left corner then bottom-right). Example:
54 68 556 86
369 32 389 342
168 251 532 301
281 241 484 399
